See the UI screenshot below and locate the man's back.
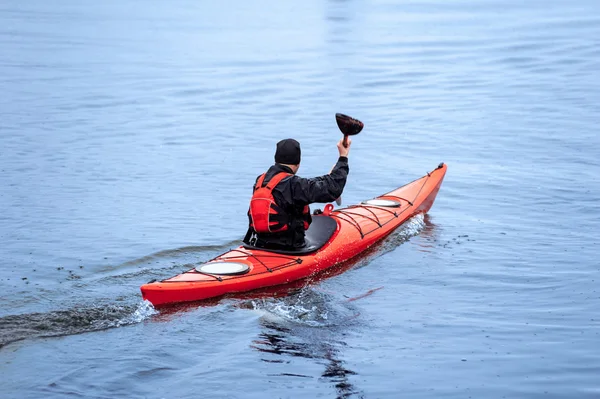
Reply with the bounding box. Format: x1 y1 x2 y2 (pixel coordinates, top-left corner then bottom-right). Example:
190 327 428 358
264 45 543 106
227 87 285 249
244 138 350 250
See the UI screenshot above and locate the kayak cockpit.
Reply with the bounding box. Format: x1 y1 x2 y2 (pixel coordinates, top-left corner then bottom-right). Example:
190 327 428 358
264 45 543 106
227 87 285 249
242 215 338 255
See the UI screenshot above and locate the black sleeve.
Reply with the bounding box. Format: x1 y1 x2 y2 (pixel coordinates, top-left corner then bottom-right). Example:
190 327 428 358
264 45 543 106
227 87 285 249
290 156 349 205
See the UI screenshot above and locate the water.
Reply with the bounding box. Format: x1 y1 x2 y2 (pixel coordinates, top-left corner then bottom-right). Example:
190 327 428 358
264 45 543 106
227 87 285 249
1 0 599 397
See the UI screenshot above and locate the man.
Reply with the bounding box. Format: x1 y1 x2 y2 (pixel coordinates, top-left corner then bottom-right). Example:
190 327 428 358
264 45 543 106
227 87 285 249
243 138 351 250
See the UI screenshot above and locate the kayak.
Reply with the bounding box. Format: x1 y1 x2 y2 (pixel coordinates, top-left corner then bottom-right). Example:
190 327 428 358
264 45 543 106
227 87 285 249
141 163 447 306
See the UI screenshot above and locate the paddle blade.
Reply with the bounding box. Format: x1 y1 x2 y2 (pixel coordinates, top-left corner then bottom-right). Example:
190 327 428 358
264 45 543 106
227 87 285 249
335 113 364 136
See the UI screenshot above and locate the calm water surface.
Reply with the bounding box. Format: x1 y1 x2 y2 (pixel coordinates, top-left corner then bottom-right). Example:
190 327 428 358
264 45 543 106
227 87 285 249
1 0 599 398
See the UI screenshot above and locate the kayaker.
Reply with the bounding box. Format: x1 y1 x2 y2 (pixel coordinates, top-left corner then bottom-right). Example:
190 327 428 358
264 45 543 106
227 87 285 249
243 138 350 250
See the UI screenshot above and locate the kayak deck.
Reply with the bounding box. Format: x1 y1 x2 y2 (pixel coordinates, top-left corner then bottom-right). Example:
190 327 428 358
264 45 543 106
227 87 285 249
141 163 447 306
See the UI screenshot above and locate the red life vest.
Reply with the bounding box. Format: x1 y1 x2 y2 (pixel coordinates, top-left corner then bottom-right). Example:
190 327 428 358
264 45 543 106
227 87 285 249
249 172 311 234
249 172 292 233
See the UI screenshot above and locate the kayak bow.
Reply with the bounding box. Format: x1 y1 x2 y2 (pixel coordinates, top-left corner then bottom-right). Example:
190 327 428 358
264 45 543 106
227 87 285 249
141 163 447 306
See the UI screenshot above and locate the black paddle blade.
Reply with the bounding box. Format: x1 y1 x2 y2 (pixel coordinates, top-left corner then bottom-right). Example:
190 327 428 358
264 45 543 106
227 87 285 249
335 113 364 136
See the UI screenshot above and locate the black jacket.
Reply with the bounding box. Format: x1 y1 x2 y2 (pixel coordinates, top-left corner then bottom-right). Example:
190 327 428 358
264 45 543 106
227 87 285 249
243 156 349 249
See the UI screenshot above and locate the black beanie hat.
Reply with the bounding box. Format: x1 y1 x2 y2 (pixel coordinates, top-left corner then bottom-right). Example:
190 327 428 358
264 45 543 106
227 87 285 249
274 138 301 165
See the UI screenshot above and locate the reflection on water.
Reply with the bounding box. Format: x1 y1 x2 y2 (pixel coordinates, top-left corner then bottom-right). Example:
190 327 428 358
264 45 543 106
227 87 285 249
255 321 360 399
251 290 362 399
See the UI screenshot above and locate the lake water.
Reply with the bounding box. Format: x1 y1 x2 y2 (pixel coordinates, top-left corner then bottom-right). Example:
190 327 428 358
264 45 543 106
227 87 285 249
1 0 599 397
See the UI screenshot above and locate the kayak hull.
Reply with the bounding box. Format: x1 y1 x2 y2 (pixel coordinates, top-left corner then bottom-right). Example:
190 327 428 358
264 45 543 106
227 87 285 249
141 163 447 306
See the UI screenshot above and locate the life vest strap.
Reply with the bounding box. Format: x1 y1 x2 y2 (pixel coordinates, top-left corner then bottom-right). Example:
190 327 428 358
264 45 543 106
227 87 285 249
255 172 291 191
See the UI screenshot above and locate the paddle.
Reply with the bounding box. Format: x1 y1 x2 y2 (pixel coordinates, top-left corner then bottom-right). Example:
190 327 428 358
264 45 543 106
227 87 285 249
334 113 363 205
336 113 364 147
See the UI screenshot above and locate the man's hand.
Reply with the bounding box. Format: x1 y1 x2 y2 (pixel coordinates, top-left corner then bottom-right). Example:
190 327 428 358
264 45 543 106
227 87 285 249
337 138 351 157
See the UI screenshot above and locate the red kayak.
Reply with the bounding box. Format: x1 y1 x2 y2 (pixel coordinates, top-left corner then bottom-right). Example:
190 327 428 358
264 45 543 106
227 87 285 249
141 163 447 306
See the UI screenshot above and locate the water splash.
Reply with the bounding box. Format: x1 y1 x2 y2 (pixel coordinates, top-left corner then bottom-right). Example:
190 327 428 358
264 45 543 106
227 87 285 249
247 287 358 328
251 299 327 327
381 213 426 249
92 300 158 329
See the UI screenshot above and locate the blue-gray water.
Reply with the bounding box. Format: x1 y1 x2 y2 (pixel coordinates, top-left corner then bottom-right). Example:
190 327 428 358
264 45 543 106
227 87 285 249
1 0 599 397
